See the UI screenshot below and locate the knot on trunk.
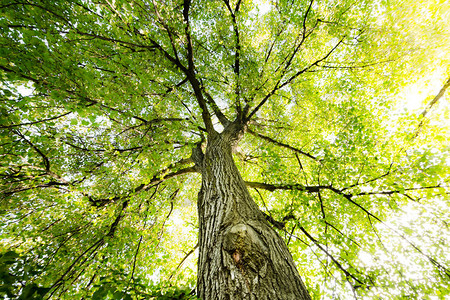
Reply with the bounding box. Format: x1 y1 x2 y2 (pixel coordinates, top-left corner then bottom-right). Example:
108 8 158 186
223 223 268 272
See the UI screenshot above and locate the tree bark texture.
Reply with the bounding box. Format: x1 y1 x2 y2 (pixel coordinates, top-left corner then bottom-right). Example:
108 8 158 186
194 123 311 300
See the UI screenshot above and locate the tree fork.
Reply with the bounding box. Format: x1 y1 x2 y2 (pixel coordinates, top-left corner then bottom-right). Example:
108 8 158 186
195 122 311 299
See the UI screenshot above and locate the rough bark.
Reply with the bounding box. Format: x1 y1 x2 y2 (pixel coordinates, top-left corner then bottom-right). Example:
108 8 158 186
193 122 311 300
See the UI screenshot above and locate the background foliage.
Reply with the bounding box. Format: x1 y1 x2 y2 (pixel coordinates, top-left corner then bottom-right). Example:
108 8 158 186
0 0 449 299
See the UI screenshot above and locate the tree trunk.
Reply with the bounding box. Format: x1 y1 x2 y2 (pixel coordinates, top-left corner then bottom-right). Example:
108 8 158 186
193 123 311 300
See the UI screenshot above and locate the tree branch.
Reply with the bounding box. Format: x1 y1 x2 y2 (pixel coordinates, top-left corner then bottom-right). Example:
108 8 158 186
223 0 242 116
412 76 450 138
0 111 72 129
88 163 197 207
202 86 231 127
278 35 346 90
167 243 199 282
246 179 444 198
151 0 181 62
13 130 50 172
48 199 129 297
247 128 318 161
245 181 323 192
298 226 364 286
182 0 216 134
245 35 344 122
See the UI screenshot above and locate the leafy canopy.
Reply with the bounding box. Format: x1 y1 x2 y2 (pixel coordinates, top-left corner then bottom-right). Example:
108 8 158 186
0 0 449 299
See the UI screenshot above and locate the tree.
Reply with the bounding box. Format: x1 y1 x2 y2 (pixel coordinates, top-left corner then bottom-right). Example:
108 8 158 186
1 0 449 299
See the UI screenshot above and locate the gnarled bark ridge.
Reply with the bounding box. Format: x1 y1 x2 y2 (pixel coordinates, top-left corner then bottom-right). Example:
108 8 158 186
193 122 311 300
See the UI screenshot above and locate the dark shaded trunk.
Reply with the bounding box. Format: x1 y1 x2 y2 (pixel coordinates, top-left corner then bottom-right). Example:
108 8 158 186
193 123 311 300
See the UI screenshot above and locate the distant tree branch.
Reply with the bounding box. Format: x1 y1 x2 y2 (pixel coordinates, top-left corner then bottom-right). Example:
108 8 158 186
222 0 242 116
48 239 105 297
324 221 361 248
48 200 128 297
247 128 318 161
168 242 199 282
412 76 450 138
118 117 189 134
244 90 276 123
151 0 181 62
279 35 346 90
420 76 450 118
1 1 70 23
352 185 444 197
12 130 50 172
255 178 449 279
244 3 320 122
2 156 196 208
246 35 345 122
180 0 216 134
129 235 143 286
246 181 331 193
302 0 315 40
1 181 69 198
275 2 317 79
74 30 157 52
298 226 364 286
281 217 365 289
88 162 197 207
0 111 72 129
245 180 444 197
202 86 231 127
0 65 41 84
342 162 394 192
316 58 395 70
183 0 194 72
254 180 449 277
0 66 161 128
